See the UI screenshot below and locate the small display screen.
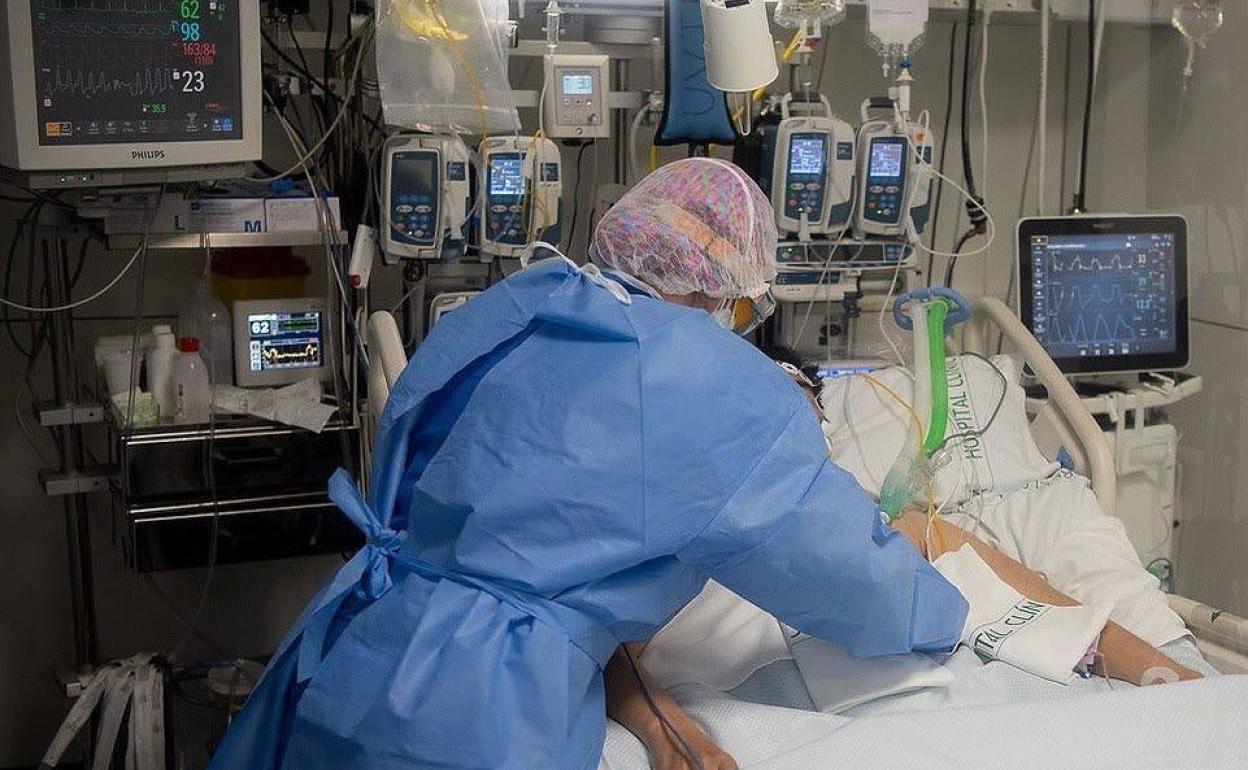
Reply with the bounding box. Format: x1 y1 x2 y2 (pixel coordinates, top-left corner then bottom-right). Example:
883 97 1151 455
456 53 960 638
489 155 526 197
869 141 905 178
788 135 826 175
1028 233 1179 361
392 152 436 198
30 0 244 146
246 310 324 373
562 73 594 96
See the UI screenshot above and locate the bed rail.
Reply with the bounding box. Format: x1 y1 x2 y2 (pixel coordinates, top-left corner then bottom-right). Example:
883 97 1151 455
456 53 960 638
961 296 1117 513
1168 596 1248 673
958 297 1248 671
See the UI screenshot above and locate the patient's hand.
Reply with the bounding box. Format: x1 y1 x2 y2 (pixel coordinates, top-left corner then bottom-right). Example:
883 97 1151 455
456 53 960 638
605 643 740 770
649 730 739 770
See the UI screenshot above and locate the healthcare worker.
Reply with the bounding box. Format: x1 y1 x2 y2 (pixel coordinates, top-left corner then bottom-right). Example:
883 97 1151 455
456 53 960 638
207 158 968 770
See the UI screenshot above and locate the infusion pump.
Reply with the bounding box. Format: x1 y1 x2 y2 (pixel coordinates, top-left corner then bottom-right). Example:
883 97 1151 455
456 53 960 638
381 135 471 262
478 136 563 259
769 95 855 238
853 102 934 239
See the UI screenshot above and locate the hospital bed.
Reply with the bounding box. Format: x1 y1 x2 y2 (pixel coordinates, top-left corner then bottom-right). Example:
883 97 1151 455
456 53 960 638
365 297 1248 767
960 297 1248 675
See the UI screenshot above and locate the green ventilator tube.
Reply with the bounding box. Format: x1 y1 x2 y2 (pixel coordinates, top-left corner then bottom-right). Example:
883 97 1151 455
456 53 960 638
922 300 950 458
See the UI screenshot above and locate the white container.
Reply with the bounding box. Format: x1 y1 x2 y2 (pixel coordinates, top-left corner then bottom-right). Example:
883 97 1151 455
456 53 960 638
177 278 233 385
146 325 178 419
102 349 143 396
173 337 212 424
700 0 778 93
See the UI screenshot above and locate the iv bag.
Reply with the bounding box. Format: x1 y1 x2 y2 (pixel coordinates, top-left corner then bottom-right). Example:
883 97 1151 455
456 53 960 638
774 0 846 30
375 0 520 135
865 0 928 77
1171 1 1223 81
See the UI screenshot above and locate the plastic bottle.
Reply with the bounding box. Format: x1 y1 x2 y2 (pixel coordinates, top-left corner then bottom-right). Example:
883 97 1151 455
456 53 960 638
177 277 233 387
146 324 178 419
173 337 212 424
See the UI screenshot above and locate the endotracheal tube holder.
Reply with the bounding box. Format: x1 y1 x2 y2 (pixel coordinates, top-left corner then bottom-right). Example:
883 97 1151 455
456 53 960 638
879 289 971 521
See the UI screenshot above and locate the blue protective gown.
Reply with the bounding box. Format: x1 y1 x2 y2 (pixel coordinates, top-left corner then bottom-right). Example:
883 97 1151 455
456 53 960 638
208 258 967 770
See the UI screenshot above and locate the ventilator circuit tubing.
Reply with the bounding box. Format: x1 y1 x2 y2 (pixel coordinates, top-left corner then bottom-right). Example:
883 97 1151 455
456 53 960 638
879 297 956 521
922 299 950 458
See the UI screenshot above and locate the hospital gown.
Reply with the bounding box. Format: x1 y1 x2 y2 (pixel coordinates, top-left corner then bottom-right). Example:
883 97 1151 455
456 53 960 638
207 258 968 770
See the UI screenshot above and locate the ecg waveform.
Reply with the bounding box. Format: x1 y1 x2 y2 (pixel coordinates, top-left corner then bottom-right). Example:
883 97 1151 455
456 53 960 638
35 0 177 13
1034 242 1174 350
44 64 179 98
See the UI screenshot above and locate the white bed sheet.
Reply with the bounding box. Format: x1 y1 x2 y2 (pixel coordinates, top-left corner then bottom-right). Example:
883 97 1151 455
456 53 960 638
601 646 1246 770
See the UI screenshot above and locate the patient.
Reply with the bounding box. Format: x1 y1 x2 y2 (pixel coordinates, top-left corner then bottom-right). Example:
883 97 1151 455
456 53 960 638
602 367 1202 770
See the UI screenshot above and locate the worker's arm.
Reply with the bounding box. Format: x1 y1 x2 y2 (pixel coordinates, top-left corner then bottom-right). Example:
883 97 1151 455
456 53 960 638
890 511 1202 685
603 643 738 770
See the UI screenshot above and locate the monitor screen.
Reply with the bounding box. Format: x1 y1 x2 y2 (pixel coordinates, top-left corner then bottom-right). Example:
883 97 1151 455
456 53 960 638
391 151 437 201
30 0 244 146
489 155 526 196
562 73 594 96
788 135 826 176
1019 217 1189 374
869 141 904 178
246 310 324 374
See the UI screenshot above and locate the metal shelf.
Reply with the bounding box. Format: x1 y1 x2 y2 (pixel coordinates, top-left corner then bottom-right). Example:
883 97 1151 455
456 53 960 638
106 230 348 251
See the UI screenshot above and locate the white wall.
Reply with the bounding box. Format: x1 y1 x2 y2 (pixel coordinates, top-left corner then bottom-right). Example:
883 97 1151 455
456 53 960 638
1146 13 1248 617
0 11 1175 767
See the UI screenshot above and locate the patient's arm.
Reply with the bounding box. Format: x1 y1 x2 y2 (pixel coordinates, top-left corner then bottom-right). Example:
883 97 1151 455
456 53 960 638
892 511 1202 686
604 643 739 770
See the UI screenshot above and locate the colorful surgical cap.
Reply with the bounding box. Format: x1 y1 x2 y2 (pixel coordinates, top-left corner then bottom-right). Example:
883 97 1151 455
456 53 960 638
588 158 779 299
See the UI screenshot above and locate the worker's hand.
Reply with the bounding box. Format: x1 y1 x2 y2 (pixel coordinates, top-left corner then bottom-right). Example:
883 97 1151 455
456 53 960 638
647 728 739 770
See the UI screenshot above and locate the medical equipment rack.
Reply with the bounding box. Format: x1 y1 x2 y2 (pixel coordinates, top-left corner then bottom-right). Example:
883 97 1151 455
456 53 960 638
106 414 363 572
31 216 365 671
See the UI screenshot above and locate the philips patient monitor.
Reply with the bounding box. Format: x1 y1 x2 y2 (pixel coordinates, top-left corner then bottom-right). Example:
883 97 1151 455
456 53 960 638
0 1 262 188
1018 215 1189 375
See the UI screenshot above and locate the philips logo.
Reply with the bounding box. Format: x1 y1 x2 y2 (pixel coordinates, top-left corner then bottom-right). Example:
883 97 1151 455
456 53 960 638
131 149 167 160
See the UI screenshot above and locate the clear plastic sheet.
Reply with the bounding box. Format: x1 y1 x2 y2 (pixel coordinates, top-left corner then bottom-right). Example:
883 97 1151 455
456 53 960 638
375 0 520 134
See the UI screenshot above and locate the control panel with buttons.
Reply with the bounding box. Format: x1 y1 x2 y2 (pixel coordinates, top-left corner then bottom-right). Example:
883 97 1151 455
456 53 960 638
768 102 855 237
543 54 611 139
381 134 471 261
478 136 563 259
853 117 915 238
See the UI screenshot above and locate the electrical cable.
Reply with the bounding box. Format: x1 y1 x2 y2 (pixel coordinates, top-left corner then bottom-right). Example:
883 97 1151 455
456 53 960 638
959 1 984 206
0 221 150 314
259 29 383 135
563 143 592 253
1074 0 1097 212
3 200 44 356
926 22 961 285
976 8 993 294
252 23 376 183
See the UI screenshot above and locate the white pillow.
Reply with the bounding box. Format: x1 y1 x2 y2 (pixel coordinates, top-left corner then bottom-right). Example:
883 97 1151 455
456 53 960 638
820 354 1059 507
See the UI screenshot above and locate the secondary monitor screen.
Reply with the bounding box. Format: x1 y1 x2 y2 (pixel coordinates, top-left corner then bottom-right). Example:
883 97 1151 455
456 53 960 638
788 135 826 175
392 152 436 198
1027 232 1181 365
869 141 904 178
246 310 324 374
489 155 526 197
30 0 244 145
562 73 594 95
